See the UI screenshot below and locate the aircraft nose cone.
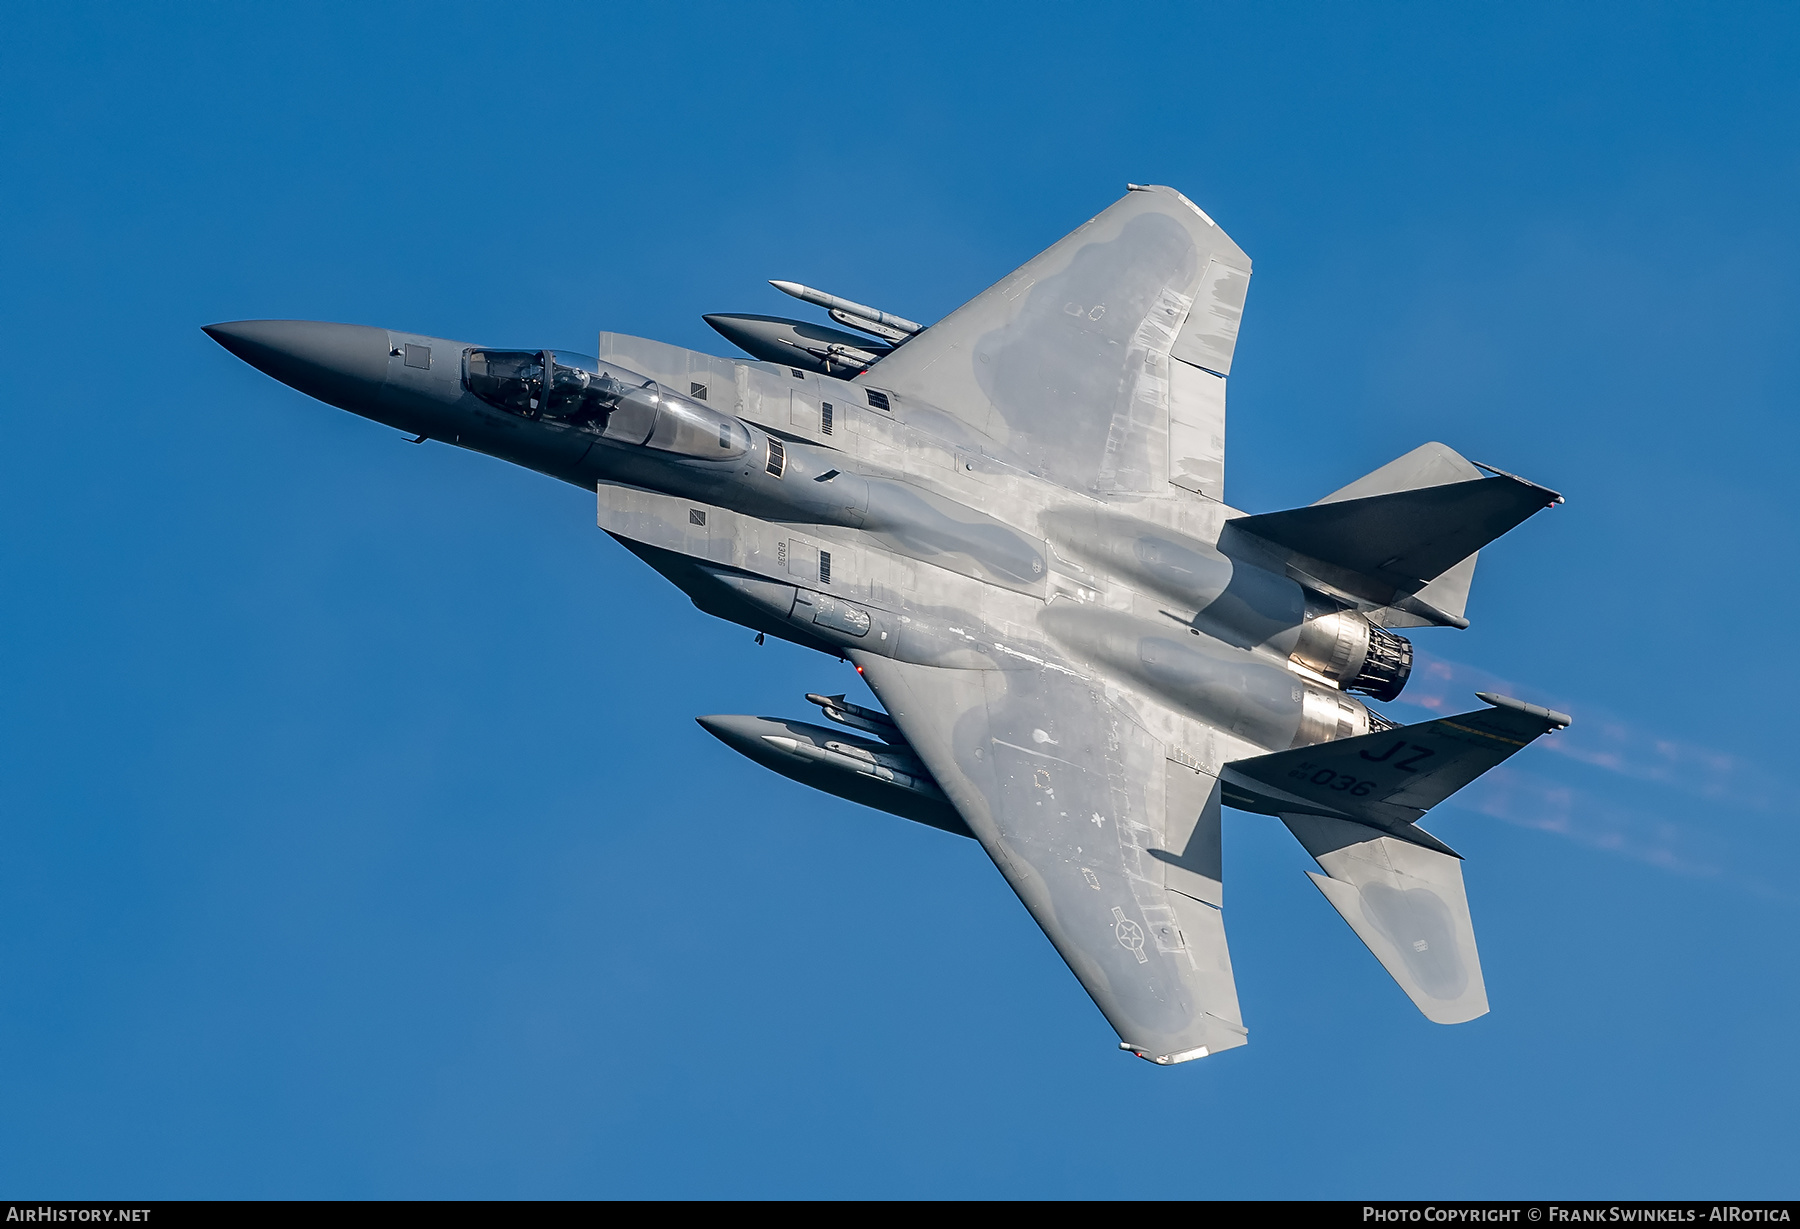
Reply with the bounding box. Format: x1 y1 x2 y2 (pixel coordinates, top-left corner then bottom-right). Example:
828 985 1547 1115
203 319 392 411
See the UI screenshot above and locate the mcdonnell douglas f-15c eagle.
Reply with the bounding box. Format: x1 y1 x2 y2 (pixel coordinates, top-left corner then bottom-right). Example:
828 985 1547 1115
206 185 1568 1065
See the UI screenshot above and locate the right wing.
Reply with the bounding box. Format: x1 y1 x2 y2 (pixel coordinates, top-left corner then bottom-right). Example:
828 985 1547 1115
852 653 1248 1065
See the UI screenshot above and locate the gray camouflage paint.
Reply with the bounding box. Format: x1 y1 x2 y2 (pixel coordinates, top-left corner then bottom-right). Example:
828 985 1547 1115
203 186 1565 1064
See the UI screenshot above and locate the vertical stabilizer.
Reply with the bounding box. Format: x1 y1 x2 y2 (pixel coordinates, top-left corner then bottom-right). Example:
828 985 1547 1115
1227 442 1560 629
1315 442 1485 625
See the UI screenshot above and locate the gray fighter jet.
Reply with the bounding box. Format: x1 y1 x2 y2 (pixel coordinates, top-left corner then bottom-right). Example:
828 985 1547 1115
206 185 1568 1064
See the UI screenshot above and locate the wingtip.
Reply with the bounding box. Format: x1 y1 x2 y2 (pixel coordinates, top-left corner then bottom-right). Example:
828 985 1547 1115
1472 459 1565 506
1118 1040 1218 1065
1475 691 1573 729
1121 184 1217 227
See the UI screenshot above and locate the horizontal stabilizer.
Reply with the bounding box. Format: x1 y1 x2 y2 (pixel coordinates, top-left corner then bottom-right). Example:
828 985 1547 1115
1284 814 1489 1023
1222 693 1572 838
1228 460 1561 627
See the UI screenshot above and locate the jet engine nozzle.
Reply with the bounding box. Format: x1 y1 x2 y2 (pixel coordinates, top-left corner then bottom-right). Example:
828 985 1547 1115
1290 600 1413 702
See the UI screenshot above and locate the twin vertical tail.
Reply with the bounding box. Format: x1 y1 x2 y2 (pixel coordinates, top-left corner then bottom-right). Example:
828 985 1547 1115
1217 440 1565 1019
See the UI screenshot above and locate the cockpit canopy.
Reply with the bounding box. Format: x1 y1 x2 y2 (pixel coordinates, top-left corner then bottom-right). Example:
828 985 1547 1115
464 349 750 460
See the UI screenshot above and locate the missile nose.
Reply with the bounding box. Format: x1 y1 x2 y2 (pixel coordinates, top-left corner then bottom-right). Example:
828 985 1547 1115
203 320 393 411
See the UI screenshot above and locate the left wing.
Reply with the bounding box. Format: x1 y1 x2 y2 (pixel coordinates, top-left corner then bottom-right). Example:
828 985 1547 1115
853 653 1247 1064
863 185 1251 500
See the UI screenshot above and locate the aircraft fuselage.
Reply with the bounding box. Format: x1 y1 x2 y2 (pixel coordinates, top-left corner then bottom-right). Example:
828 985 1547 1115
206 318 1408 776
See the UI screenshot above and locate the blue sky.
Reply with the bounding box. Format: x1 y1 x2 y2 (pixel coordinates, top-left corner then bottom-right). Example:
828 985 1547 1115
2 1 1796 1198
